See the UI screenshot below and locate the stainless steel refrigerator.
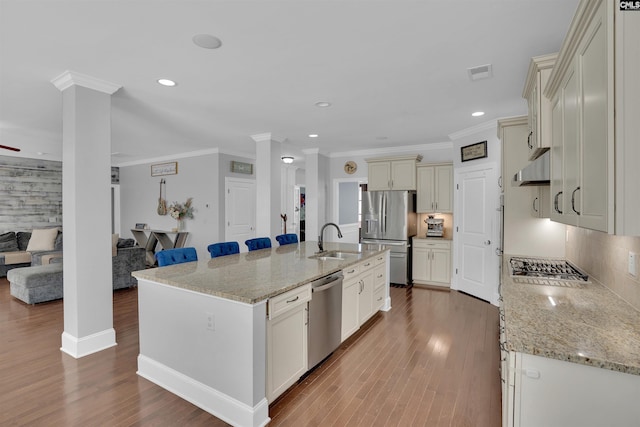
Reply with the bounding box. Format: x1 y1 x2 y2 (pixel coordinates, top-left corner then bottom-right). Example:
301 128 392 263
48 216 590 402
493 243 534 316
360 191 417 285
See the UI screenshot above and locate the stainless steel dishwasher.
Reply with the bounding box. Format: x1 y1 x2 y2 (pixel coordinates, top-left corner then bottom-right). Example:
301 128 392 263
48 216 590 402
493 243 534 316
308 271 343 369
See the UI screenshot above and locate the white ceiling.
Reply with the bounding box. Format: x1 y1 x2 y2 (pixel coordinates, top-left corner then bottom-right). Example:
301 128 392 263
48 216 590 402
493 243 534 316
0 0 579 166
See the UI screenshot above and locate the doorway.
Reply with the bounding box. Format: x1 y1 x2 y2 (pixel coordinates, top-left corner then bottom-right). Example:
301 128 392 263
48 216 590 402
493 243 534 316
225 177 256 252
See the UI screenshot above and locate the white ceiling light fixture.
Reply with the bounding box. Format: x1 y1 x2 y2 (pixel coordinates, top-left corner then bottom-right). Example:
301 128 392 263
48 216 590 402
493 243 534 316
281 156 294 164
308 134 318 138
314 101 331 108
472 111 485 117
467 64 493 81
192 34 222 49
157 79 177 87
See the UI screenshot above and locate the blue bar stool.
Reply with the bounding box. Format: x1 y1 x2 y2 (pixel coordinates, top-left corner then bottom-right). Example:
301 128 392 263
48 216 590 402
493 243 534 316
207 241 240 258
275 234 298 246
245 237 272 251
155 247 198 267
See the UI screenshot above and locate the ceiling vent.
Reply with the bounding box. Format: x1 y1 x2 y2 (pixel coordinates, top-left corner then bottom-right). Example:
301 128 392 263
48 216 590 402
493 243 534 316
467 64 493 81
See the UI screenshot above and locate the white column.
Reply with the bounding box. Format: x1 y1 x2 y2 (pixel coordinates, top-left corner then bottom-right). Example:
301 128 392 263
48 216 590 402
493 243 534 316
303 148 329 243
51 70 121 358
252 133 283 238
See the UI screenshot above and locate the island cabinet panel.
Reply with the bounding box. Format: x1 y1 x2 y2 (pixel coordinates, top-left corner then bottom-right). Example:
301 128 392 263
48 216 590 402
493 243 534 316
504 352 640 427
266 284 310 402
341 256 389 342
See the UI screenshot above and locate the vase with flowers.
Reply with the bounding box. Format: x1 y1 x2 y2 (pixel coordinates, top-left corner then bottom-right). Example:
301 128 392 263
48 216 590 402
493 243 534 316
168 198 194 231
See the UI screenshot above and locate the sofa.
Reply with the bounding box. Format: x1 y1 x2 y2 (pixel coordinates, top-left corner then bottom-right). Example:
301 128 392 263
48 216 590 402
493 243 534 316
8 245 145 304
0 229 62 277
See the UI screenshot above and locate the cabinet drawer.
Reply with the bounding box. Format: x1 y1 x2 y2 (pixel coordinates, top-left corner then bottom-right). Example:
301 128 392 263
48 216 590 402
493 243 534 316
414 240 450 250
269 284 311 320
373 287 385 311
342 264 361 280
360 259 375 271
373 253 386 266
374 264 386 290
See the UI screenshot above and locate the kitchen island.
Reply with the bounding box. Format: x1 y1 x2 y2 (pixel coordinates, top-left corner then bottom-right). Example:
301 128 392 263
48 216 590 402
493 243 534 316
500 256 640 426
132 241 390 427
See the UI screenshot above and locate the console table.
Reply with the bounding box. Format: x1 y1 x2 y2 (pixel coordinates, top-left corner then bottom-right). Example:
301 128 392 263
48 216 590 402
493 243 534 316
131 229 189 266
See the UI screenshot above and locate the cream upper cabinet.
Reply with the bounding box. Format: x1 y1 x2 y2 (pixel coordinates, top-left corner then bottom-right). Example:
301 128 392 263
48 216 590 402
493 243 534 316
546 0 640 235
416 163 453 213
366 155 422 191
523 53 557 161
530 187 551 218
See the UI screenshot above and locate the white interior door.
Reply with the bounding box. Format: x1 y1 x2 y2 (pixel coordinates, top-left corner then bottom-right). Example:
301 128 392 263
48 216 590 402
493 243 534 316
225 178 256 252
454 164 499 305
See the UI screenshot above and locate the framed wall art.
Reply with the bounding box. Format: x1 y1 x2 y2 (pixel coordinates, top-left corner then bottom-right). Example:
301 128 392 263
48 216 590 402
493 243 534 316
461 141 488 162
151 162 178 177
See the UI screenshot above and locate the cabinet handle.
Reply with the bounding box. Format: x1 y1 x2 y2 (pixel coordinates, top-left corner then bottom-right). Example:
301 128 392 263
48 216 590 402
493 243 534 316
431 201 434 210
498 176 503 188
364 262 371 267
532 197 539 213
347 269 356 274
571 186 581 215
377 297 383 302
286 296 299 303
554 191 563 214
527 131 533 149
435 201 438 210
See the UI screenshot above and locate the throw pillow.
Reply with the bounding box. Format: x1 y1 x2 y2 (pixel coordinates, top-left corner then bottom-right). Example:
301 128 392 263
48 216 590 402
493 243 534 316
0 231 19 252
16 231 32 251
26 228 59 252
117 238 135 248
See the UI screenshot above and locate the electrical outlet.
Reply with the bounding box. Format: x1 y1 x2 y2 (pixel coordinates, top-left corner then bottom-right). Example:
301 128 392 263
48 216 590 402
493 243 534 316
206 312 215 331
629 252 638 278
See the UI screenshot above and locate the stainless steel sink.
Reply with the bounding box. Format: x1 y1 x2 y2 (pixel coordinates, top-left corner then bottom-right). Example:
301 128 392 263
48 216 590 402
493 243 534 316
309 250 362 261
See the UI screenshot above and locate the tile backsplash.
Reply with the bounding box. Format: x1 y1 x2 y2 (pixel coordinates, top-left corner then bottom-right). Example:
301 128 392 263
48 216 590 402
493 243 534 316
566 226 640 311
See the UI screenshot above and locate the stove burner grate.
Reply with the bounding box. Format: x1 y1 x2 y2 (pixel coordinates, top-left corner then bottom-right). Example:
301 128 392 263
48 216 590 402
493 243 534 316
509 257 589 282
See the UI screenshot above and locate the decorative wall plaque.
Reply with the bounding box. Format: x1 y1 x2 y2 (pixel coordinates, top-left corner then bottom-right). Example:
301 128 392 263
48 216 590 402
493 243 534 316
461 141 488 162
231 161 254 174
151 162 178 176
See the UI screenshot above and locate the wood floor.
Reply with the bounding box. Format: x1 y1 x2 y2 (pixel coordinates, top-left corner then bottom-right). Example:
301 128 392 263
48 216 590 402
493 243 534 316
0 279 501 426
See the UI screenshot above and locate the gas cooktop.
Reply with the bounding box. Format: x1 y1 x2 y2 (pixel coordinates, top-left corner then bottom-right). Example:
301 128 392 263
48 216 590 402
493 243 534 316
510 257 589 282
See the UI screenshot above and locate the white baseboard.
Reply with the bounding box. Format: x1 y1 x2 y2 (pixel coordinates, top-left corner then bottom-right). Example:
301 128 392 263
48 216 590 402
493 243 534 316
137 354 270 427
381 296 392 311
60 328 116 358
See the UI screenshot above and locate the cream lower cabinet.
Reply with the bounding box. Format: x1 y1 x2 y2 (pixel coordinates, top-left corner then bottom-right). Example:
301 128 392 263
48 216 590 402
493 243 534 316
266 284 311 402
412 239 451 287
341 255 388 342
503 352 640 427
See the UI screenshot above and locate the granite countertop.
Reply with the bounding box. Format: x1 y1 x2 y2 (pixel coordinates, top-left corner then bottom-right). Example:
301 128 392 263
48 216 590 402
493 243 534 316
501 255 640 376
132 241 388 305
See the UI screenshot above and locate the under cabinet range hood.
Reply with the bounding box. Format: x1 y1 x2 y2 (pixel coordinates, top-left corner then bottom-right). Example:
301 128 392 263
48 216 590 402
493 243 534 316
513 150 550 186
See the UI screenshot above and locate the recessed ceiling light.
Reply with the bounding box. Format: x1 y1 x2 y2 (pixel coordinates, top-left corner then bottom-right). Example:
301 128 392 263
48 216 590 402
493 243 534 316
314 101 331 108
157 79 177 87
281 156 294 164
308 134 318 138
472 111 485 117
192 34 222 49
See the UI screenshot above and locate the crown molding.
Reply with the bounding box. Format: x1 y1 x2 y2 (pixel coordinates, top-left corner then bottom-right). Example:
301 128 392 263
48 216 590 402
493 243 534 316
250 132 285 143
328 142 452 159
51 70 121 94
448 120 497 141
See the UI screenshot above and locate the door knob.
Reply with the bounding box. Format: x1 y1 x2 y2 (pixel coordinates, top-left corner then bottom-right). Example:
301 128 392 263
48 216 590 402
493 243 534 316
484 240 491 246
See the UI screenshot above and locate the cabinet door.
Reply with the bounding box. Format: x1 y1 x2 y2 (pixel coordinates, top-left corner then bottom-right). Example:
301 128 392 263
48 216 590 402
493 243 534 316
341 278 360 342
412 245 430 282
430 248 451 285
367 162 391 191
390 159 417 190
550 95 564 223
266 303 308 402
357 270 374 325
416 166 435 213
577 2 609 232
435 165 453 212
561 61 580 227
528 83 538 158
530 187 551 218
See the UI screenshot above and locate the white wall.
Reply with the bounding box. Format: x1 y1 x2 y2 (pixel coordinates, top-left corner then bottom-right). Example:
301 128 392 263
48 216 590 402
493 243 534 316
120 152 255 261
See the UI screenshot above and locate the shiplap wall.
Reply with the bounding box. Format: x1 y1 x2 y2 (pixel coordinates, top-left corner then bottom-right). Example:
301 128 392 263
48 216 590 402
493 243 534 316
0 156 63 233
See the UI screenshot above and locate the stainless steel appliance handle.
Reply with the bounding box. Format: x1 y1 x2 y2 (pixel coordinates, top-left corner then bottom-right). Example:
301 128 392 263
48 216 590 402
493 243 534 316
361 239 406 246
312 277 342 293
382 193 387 234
